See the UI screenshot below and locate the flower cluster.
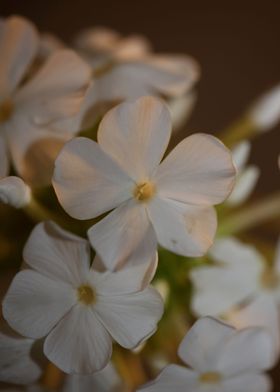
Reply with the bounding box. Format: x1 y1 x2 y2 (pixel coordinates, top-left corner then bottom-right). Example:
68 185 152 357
0 14 280 392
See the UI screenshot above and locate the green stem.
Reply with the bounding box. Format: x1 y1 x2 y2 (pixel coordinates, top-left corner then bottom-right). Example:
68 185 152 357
218 191 280 236
219 116 257 147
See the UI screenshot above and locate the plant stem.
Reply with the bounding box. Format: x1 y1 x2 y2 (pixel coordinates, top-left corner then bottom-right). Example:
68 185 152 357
219 116 256 147
41 362 64 390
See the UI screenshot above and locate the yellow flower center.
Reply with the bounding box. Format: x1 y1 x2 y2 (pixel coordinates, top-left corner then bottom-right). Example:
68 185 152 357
199 372 221 384
133 181 156 202
0 99 13 123
261 268 279 290
77 285 96 305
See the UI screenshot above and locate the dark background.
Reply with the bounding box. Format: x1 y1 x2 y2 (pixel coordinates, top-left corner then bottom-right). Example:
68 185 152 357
1 0 280 389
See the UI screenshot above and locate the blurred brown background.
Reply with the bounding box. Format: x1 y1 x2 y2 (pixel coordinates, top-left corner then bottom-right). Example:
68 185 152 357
1 0 280 389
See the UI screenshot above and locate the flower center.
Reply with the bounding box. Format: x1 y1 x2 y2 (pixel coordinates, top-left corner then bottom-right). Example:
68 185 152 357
77 285 96 305
0 99 13 123
199 372 221 384
261 268 279 290
133 181 156 202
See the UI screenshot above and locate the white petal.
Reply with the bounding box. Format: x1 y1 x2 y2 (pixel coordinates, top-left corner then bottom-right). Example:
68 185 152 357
44 305 112 374
15 50 91 125
148 197 217 257
231 140 251 172
249 84 280 132
98 96 172 181
0 16 38 97
2 270 76 339
274 236 280 275
53 137 133 219
38 32 65 60
0 323 44 385
23 221 91 286
223 373 272 392
137 365 198 392
88 199 154 270
0 176 31 208
190 237 264 316
168 91 197 131
227 294 280 365
216 328 274 376
95 287 163 349
0 135 9 177
226 166 260 206
155 133 236 205
178 317 234 372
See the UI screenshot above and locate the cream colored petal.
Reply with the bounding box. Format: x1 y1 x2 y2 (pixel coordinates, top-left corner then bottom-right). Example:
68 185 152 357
0 176 31 208
227 166 260 206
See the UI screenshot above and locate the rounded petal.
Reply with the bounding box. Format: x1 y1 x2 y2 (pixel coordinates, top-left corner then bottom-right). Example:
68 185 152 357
222 373 272 392
137 365 198 392
0 323 44 385
0 135 9 177
95 287 163 349
0 176 31 208
15 49 91 125
44 305 112 374
227 166 260 206
53 137 133 220
231 140 251 172
178 317 234 372
168 91 197 131
88 200 154 270
148 197 217 257
0 16 38 97
23 221 91 286
2 270 76 339
97 96 172 181
155 133 236 206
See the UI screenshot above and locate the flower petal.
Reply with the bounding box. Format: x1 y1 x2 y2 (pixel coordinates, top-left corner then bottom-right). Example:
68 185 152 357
97 96 172 181
222 373 272 392
88 199 154 270
0 135 9 177
2 270 76 339
95 287 163 349
231 141 251 172
15 50 91 125
155 133 236 205
23 221 91 286
227 166 260 206
53 137 133 219
178 317 234 372
137 365 198 392
0 16 38 97
0 176 31 208
44 305 112 374
148 197 217 257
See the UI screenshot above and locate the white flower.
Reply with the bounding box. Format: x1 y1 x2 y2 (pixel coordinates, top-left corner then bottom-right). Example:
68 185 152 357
227 141 259 206
73 27 199 130
0 321 45 385
190 236 280 318
249 84 280 132
137 317 273 392
0 16 91 186
53 96 236 269
2 221 163 374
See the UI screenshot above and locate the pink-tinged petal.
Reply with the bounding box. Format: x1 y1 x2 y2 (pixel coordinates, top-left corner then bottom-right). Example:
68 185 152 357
0 176 31 208
53 137 133 220
88 199 154 270
95 287 163 349
2 270 76 339
155 133 236 206
138 365 198 392
0 135 9 177
222 373 272 392
15 50 91 125
0 323 44 385
216 328 274 376
97 96 172 181
44 305 112 374
23 221 91 286
178 317 234 372
0 16 38 97
148 197 217 257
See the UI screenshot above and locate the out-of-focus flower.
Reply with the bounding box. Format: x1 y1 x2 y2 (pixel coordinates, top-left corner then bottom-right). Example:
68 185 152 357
0 321 45 385
0 16 91 186
2 221 163 374
73 27 199 130
249 84 280 132
0 176 31 208
227 140 260 206
37 33 65 61
137 317 273 392
53 96 236 269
